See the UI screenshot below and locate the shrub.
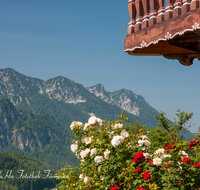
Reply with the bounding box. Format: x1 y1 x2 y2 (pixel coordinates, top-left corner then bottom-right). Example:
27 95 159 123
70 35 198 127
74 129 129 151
56 111 200 190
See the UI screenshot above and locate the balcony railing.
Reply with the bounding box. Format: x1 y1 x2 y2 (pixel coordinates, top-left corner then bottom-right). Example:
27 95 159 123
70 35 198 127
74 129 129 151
127 0 199 34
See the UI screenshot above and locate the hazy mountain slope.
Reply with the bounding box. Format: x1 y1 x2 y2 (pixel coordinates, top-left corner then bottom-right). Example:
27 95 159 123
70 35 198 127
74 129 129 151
86 84 194 140
0 98 79 171
86 84 160 127
110 89 160 125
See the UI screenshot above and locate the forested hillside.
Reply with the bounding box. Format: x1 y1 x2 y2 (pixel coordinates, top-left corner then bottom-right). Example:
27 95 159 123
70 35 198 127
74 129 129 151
0 152 58 190
0 98 79 171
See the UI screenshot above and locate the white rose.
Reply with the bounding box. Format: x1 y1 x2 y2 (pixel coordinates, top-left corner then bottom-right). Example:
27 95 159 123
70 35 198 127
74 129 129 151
70 144 78 153
88 116 97 125
143 139 151 146
79 173 84 179
160 154 171 159
108 131 114 139
121 129 129 138
138 135 148 140
90 148 97 156
113 123 123 129
85 137 92 144
81 159 85 163
179 150 188 157
81 136 92 144
81 137 86 143
154 148 165 155
104 149 110 160
83 123 90 131
84 176 89 183
111 135 124 148
70 121 82 130
94 156 104 163
80 148 90 159
138 139 144 145
153 157 162 166
96 118 102 126
100 176 104 180
138 139 151 146
143 152 150 159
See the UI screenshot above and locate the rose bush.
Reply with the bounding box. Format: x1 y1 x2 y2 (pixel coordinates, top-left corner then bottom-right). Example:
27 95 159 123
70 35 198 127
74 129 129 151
56 111 200 190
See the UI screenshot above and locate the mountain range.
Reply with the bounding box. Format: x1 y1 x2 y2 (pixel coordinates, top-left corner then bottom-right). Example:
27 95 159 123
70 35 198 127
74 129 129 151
0 68 193 171
0 68 160 130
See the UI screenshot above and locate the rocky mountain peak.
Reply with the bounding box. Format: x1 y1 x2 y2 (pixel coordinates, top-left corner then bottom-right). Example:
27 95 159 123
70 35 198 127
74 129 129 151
86 84 113 104
42 76 87 103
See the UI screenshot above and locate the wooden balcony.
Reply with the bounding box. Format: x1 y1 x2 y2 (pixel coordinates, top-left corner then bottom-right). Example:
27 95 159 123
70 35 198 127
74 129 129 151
124 0 200 65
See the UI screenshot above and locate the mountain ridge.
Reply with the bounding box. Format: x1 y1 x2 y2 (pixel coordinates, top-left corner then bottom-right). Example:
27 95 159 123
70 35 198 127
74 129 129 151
0 68 159 129
0 68 194 171
86 84 155 118
0 68 194 141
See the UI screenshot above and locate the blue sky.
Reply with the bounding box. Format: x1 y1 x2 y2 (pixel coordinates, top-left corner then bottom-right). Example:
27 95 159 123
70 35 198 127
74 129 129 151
0 1 199 133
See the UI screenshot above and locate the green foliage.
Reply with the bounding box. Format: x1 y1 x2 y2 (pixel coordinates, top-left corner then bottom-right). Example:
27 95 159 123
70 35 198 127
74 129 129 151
128 120 147 135
57 112 200 190
148 110 193 152
0 152 58 190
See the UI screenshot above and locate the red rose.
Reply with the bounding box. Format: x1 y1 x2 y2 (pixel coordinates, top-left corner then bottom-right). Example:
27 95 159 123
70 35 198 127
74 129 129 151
194 162 200 168
133 152 145 164
138 187 146 190
148 159 153 164
133 157 138 164
136 167 141 174
111 185 119 190
189 139 200 149
143 171 151 180
183 157 191 163
189 141 196 149
135 152 145 162
135 152 144 159
165 143 178 153
149 159 153 164
165 144 171 150
164 162 170 168
138 156 145 163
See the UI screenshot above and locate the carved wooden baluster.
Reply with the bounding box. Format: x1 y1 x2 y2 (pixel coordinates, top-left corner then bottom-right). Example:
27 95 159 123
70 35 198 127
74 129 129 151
181 0 191 14
142 0 150 29
190 0 199 10
157 0 165 23
149 0 157 26
135 0 143 31
173 0 182 16
165 0 174 20
127 0 136 34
